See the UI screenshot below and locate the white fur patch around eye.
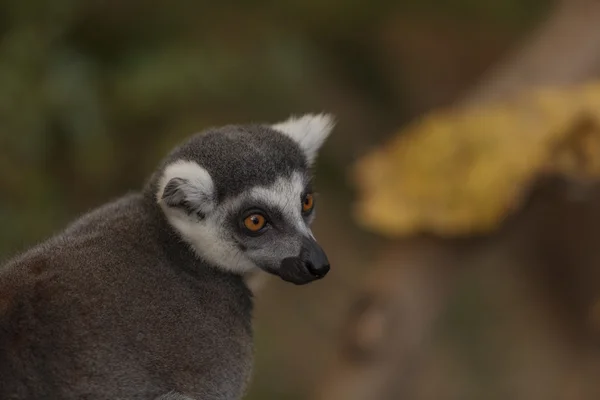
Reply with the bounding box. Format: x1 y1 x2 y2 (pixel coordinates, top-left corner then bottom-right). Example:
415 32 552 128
248 172 311 236
194 172 312 274
272 113 335 165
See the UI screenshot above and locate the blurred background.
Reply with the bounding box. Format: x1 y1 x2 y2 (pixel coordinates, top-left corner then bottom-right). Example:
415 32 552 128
4 0 600 399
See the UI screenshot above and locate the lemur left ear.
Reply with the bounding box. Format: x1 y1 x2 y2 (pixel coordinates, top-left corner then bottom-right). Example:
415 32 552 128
157 161 215 219
272 113 335 165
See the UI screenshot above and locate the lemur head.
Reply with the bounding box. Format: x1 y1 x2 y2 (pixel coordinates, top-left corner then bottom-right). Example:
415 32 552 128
153 113 334 285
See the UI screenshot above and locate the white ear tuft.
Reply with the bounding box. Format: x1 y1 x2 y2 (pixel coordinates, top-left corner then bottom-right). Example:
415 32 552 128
156 160 215 217
272 113 335 165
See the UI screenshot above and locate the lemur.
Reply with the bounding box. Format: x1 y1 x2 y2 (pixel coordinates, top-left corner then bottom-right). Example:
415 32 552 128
0 114 334 400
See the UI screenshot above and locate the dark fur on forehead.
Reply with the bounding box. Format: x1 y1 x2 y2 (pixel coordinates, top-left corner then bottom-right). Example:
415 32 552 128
152 124 308 202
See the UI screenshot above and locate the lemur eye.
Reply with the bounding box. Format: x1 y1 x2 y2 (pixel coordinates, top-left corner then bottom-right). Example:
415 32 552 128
243 214 267 233
302 193 315 214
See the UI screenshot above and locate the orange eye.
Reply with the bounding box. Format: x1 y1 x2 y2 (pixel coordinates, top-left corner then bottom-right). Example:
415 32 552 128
302 193 314 213
243 214 267 232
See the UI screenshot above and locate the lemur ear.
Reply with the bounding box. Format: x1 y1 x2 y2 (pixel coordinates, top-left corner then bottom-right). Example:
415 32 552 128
157 161 215 218
272 113 335 165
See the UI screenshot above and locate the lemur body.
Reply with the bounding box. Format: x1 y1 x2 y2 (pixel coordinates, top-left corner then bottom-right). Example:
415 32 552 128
0 115 334 399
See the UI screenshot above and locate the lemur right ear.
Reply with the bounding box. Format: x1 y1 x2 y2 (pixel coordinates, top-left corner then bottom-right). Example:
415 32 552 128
272 113 335 166
157 161 215 219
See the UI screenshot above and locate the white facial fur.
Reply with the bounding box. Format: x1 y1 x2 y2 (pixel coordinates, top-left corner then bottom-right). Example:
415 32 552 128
157 162 313 274
247 172 313 237
272 113 335 165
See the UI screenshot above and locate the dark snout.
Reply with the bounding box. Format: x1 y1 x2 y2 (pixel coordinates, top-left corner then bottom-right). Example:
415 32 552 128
279 237 330 285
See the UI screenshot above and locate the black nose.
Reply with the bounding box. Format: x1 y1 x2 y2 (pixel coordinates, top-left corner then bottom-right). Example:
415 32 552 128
306 261 330 278
302 236 330 279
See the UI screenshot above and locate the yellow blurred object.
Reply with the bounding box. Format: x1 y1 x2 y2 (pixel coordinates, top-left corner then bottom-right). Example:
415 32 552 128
354 82 600 237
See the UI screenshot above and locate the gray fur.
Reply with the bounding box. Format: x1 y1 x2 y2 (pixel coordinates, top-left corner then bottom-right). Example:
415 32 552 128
148 124 307 203
156 392 195 400
0 195 253 399
0 117 333 399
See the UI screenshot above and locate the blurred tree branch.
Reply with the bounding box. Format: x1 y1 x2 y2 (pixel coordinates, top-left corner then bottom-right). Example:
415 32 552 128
463 0 600 105
313 1 600 399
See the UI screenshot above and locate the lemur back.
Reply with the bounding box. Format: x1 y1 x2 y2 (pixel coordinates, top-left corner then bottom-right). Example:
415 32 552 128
0 194 253 399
